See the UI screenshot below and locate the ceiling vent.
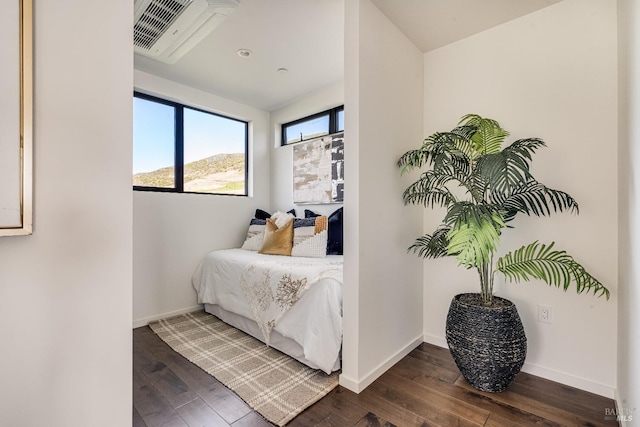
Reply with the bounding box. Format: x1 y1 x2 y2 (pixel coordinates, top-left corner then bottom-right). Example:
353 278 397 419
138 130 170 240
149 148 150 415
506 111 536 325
134 0 239 64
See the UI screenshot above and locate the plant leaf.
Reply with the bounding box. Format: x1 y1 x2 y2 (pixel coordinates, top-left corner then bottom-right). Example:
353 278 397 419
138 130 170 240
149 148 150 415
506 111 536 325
444 203 505 268
402 172 458 208
477 138 546 196
493 179 580 222
398 130 471 175
409 227 451 259
398 147 430 175
459 114 509 156
496 241 610 299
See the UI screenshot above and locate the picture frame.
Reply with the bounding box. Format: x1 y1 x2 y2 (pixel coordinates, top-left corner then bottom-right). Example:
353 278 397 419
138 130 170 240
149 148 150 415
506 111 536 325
0 0 33 237
292 132 344 204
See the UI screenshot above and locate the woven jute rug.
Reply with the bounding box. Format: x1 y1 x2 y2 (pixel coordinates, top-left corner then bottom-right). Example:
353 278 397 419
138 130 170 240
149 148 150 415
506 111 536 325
149 310 339 426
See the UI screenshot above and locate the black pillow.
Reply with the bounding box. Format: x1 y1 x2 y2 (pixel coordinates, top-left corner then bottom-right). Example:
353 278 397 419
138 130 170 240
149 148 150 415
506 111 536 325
304 209 317 219
255 209 271 220
255 208 296 219
305 207 343 255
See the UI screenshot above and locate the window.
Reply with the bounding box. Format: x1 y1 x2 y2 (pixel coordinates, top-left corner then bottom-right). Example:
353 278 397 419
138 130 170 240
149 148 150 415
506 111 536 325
133 92 248 195
281 106 344 145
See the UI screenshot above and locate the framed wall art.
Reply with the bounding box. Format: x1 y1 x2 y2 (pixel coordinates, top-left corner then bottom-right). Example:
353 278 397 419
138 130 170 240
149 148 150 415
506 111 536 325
0 0 33 236
293 132 344 204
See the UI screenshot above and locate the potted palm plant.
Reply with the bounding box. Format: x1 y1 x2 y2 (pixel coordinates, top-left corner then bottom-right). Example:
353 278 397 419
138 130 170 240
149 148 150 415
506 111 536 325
398 114 610 392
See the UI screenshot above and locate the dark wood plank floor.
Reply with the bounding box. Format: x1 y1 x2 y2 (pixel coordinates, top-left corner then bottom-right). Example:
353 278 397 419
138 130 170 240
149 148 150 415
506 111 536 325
134 325 618 427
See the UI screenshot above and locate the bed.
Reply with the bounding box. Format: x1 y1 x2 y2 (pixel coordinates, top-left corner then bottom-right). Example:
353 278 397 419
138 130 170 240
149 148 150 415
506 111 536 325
191 248 343 374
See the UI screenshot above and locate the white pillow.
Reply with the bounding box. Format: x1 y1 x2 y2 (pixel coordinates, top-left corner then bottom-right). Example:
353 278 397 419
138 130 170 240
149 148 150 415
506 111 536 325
270 211 296 228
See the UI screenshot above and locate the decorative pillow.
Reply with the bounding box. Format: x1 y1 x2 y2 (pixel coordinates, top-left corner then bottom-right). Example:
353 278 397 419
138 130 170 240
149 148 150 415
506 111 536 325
241 218 267 251
291 216 328 258
259 218 294 256
255 208 296 220
255 209 272 220
241 209 297 251
270 211 295 228
304 207 343 255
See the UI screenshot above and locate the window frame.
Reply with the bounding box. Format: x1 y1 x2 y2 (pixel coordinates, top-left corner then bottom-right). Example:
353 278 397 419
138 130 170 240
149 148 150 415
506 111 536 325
133 91 249 196
281 105 344 146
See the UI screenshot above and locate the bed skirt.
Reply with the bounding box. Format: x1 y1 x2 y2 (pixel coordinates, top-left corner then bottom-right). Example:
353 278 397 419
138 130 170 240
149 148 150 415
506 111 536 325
204 303 341 373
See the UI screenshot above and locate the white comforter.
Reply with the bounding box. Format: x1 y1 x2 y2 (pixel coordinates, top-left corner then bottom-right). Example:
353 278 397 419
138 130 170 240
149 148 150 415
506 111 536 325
191 248 343 374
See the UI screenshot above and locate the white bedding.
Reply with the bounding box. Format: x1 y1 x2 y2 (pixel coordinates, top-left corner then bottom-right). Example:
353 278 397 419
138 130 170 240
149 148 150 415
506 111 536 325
191 248 343 374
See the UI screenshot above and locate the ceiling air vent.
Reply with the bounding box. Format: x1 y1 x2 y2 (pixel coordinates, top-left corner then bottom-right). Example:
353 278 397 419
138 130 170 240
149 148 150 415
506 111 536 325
134 0 239 64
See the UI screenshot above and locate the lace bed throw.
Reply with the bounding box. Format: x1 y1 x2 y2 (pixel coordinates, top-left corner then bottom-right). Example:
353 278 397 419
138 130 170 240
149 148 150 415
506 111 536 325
239 258 343 345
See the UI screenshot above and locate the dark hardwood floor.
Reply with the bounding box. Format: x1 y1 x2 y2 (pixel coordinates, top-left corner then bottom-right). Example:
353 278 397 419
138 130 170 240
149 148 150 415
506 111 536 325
133 325 618 426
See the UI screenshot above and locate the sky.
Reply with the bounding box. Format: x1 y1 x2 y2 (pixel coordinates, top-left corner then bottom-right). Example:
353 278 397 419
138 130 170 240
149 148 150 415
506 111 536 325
133 97 246 174
284 110 344 144
285 116 329 144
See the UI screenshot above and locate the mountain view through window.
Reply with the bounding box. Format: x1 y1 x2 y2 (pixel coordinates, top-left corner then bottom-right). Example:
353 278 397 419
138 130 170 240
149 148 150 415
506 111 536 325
133 94 247 195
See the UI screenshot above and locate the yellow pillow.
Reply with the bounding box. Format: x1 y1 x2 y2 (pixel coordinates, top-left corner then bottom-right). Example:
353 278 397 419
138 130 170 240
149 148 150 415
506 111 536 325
259 218 293 256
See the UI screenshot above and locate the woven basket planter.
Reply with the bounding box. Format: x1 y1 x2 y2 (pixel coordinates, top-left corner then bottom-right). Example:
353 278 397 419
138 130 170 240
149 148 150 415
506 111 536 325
446 293 527 392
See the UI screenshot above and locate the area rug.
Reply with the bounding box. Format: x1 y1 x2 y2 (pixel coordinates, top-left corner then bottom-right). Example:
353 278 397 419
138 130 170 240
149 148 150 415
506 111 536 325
149 310 339 426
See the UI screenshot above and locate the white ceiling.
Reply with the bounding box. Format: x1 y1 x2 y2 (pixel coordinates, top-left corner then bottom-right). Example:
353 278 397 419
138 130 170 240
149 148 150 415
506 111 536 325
134 0 562 112
371 0 562 53
134 0 345 112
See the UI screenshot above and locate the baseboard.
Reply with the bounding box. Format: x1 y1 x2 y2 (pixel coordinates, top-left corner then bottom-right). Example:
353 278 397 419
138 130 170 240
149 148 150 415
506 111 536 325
423 332 447 349
132 305 203 329
521 361 614 399
339 334 422 394
423 332 615 399
337 373 360 393
613 388 637 425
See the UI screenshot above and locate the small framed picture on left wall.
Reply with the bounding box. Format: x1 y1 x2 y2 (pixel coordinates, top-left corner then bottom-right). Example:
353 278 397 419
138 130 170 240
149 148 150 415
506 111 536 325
0 0 32 237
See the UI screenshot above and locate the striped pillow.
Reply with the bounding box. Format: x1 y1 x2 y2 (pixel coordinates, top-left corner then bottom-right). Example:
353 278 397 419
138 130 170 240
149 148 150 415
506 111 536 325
241 218 267 251
291 216 328 258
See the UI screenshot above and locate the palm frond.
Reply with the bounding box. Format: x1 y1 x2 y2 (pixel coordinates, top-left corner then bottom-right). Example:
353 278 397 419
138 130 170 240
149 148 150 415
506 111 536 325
429 132 475 176
450 124 477 140
432 152 480 200
443 202 504 230
493 179 580 222
409 227 451 259
402 153 478 207
477 138 546 195
398 148 431 175
444 203 505 268
496 241 610 299
448 124 479 160
459 114 509 156
470 162 489 203
506 138 546 159
398 130 472 175
433 148 470 175
402 172 457 208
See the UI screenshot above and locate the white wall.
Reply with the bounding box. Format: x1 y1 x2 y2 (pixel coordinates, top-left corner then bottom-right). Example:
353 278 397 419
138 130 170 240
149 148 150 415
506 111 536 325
422 0 618 397
617 0 640 421
270 82 344 216
341 0 424 392
0 2 132 426
133 71 271 327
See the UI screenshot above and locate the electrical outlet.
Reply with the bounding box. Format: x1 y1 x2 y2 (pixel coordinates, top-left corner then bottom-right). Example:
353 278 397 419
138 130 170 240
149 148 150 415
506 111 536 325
538 305 552 323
